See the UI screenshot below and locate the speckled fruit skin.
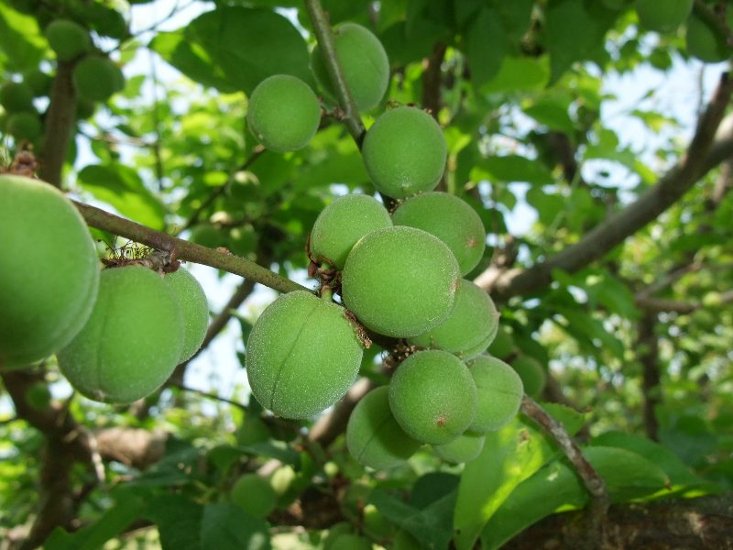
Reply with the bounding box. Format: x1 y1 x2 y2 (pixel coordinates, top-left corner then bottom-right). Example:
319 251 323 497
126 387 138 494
246 291 364 419
311 22 389 112
433 431 485 464
45 19 91 61
389 350 477 445
72 56 124 102
346 386 422 470
511 354 546 398
246 74 321 153
309 194 392 269
0 175 100 368
362 107 447 199
467 355 524 433
57 266 184 403
164 268 209 362
230 473 277 519
341 226 460 338
635 0 692 32
409 279 499 359
686 15 729 63
392 192 486 275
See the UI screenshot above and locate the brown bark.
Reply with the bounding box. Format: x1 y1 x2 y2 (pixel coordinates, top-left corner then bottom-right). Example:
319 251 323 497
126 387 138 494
638 312 662 441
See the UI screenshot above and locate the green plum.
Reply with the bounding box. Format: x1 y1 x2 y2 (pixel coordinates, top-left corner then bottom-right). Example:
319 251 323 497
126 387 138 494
164 267 209 362
72 55 125 102
230 473 277 519
45 19 91 61
433 431 485 464
467 355 524 433
511 354 547 398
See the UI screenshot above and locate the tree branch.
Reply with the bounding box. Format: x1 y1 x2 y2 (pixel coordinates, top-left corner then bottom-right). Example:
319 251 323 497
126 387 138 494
304 0 365 145
308 377 376 446
476 72 733 299
72 201 307 294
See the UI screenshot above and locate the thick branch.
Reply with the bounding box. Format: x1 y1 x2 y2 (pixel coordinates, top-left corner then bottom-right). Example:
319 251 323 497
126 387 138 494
73 201 306 294
637 312 662 441
477 73 733 298
38 61 77 188
304 0 365 145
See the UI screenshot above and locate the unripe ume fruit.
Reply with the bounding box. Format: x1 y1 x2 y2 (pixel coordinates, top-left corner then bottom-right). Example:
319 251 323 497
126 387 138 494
388 350 477 445
229 473 277 519
164 268 209 362
433 431 485 464
0 175 100 368
57 265 184 403
409 279 499 359
467 355 524 433
45 19 91 61
309 194 392 269
246 291 364 419
246 74 321 153
311 22 390 112
7 111 42 141
511 354 547 398
362 106 447 199
72 55 125 102
0 82 35 113
341 226 460 338
488 324 515 359
392 192 486 275
635 0 692 32
346 386 422 470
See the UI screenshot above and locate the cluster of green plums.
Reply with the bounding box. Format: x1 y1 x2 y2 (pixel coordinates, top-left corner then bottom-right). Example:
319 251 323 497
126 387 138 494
0 174 208 404
0 18 124 146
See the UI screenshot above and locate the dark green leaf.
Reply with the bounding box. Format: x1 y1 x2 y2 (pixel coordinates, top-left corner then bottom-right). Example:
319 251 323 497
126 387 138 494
201 503 271 550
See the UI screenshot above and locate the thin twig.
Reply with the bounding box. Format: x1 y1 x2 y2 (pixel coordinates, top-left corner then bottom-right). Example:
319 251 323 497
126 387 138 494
169 382 248 411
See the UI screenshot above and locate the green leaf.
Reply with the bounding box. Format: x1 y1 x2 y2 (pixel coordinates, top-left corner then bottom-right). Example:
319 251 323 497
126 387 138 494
583 446 669 502
466 7 508 86
479 155 554 185
201 503 271 550
544 0 617 82
0 3 46 71
45 492 145 550
554 307 625 359
77 164 167 230
188 7 312 95
540 402 587 437
146 494 204 549
526 186 565 226
523 93 575 134
453 417 560 550
481 56 550 93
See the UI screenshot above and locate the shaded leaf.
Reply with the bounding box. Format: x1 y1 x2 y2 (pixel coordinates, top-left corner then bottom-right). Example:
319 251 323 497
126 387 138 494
201 503 271 550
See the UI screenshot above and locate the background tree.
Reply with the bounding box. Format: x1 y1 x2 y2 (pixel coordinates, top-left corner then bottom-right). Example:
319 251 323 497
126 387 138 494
0 0 732 548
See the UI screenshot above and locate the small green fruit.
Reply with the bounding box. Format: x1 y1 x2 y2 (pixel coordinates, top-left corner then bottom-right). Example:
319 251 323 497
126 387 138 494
511 354 546 398
635 0 693 32
230 473 277 519
362 107 447 199
246 291 364 419
45 19 91 61
346 386 422 470
25 381 53 410
246 74 321 153
309 194 392 269
164 268 209 362
23 69 53 97
311 22 389 112
467 355 524 433
342 226 460 338
409 279 499 359
57 265 184 403
686 14 729 62
7 111 42 141
75 98 96 120
389 350 477 445
0 82 34 113
433 431 485 464
392 192 486 275
0 175 100 368
487 324 515 359
72 55 125 102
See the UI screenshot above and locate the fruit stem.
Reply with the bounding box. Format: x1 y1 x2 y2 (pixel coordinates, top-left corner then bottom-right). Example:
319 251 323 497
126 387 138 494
319 285 333 301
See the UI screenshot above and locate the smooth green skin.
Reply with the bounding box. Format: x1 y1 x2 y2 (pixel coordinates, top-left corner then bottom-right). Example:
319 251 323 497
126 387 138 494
310 194 392 269
362 107 447 199
342 226 460 338
45 19 91 61
164 268 209 362
246 74 321 153
72 56 124 102
0 82 34 113
246 291 364 419
393 530 422 550
635 0 692 32
329 534 372 550
230 474 277 519
511 354 547 398
686 15 729 63
311 22 389 112
392 192 486 275
467 355 524 433
433 431 486 464
58 266 184 403
76 98 96 120
7 111 42 141
389 350 477 445
346 386 422 470
487 324 515 360
409 279 499 359
0 176 100 368
23 69 53 97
